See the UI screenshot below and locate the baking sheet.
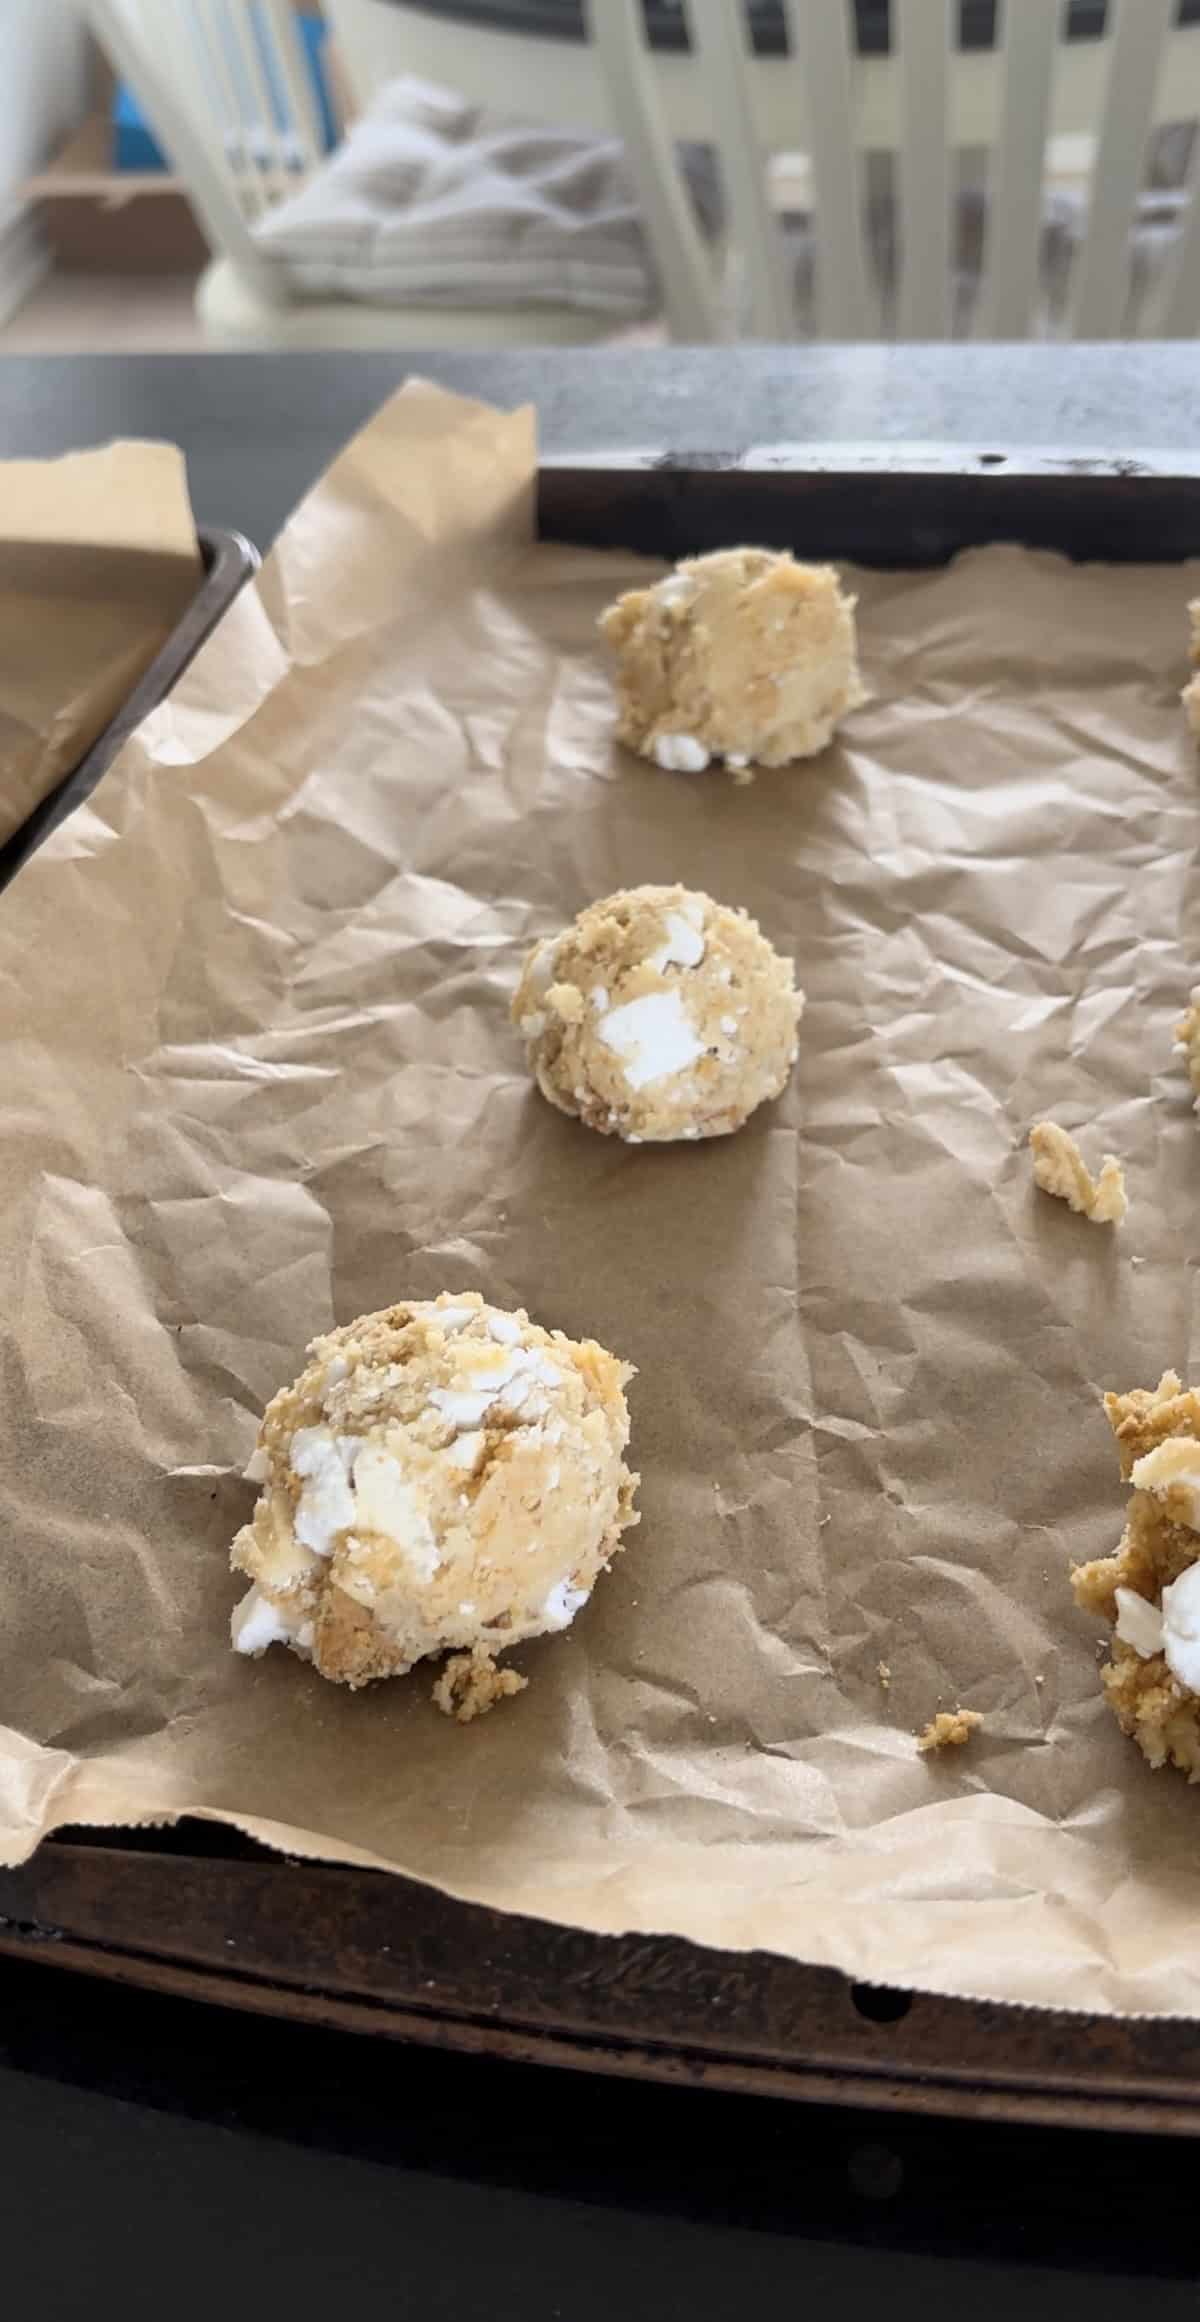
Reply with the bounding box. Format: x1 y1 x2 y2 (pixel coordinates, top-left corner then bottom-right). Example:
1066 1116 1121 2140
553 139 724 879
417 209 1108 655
0 441 201 848
0 529 260 895
1 381 1198 2018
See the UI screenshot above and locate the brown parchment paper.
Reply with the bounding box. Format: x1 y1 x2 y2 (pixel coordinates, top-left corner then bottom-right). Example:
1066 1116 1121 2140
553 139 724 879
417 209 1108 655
0 440 200 846
3 381 1200 2019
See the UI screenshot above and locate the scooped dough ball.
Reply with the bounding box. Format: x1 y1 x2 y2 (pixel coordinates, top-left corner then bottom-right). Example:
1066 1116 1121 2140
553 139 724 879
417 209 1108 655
599 547 864 772
1072 1372 1200 1779
511 883 803 1142
229 1294 638 1717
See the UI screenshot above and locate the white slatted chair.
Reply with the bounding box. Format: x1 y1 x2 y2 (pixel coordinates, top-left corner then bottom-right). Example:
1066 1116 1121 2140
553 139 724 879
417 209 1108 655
329 0 1200 339
84 0 617 346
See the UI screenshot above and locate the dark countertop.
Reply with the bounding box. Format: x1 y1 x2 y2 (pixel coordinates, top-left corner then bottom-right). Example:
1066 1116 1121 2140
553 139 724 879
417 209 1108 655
1 343 1199 550
4 343 1200 2311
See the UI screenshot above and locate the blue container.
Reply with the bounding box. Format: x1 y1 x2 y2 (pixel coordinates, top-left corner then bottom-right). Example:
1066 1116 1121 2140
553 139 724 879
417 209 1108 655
112 10 336 172
113 77 167 172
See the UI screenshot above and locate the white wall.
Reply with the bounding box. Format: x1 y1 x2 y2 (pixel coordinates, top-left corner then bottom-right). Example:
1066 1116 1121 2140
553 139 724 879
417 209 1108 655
0 0 91 320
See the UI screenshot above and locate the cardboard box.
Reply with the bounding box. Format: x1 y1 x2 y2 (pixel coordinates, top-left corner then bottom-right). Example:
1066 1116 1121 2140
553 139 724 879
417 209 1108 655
26 113 208 274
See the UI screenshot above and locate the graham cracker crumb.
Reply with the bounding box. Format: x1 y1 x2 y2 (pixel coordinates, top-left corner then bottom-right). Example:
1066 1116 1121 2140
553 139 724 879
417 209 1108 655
546 980 586 1026
917 1706 983 1753
432 1647 528 1723
1176 987 1200 1104
1029 1121 1127 1224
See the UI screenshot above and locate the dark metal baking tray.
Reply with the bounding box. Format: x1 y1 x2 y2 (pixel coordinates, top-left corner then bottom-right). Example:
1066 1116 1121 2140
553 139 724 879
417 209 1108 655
0 524 259 893
3 451 1199 2135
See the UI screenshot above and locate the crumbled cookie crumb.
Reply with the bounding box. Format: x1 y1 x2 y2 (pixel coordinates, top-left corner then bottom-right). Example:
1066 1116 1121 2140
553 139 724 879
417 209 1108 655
432 1647 528 1723
1029 1121 1127 1224
877 1660 891 1690
1175 988 1200 1106
917 1707 983 1752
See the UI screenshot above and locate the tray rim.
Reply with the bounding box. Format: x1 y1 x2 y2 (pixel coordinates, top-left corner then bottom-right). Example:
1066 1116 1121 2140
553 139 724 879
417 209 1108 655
5 1835 1200 2138
541 441 1200 472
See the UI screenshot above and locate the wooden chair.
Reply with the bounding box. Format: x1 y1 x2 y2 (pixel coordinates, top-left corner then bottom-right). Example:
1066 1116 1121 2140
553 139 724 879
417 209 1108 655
329 0 1200 340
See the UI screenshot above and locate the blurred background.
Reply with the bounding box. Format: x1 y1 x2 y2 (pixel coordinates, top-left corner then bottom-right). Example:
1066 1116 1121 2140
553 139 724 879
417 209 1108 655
4 2 1200 354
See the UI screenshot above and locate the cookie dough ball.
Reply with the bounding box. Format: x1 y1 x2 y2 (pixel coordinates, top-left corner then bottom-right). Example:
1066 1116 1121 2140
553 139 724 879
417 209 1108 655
599 547 864 772
512 883 803 1142
1072 1371 1200 1778
230 1294 638 1716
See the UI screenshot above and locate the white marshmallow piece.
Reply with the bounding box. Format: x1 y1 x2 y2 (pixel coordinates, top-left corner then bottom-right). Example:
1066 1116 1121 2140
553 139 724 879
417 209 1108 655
290 1426 357 1557
651 732 710 773
541 1578 590 1631
648 903 706 973
1163 1562 1200 1693
1131 1439 1200 1532
1113 1568 1200 1696
430 1385 497 1430
653 573 697 612
446 1429 486 1471
423 1304 476 1334
597 989 704 1091
1114 1585 1165 1659
431 1348 562 1433
231 1585 294 1657
352 1444 440 1580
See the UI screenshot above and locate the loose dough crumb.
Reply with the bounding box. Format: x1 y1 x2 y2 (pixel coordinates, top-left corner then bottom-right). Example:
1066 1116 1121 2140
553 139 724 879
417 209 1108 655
599 547 864 771
1183 600 1200 737
1175 987 1200 1106
1072 1371 1200 1779
229 1293 638 1712
917 1707 982 1752
877 1660 891 1691
432 1648 529 1723
512 884 803 1143
1029 1121 1127 1224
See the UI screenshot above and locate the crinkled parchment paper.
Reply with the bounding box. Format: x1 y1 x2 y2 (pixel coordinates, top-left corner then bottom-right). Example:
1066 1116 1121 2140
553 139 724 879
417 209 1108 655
2 382 1200 2016
0 441 200 846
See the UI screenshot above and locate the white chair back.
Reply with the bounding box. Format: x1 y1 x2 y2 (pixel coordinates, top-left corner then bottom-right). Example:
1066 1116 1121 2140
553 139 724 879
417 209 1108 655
330 0 1200 341
671 0 1200 339
86 0 325 290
